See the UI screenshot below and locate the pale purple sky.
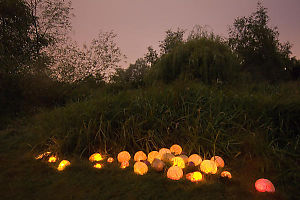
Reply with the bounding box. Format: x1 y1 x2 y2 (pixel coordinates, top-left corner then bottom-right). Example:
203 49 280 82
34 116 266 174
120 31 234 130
70 0 300 65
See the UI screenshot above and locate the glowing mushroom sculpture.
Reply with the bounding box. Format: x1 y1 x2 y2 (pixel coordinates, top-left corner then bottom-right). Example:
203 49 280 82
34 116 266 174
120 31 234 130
170 144 182 155
134 151 147 162
117 151 131 163
57 160 71 171
255 178 275 193
147 151 159 164
211 156 225 168
200 160 217 174
89 153 104 162
157 148 171 160
151 158 165 172
134 161 148 175
167 166 183 180
188 154 202 166
221 171 232 179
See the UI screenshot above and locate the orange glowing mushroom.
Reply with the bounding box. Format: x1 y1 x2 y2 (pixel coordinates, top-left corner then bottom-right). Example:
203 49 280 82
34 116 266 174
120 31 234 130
147 151 159 164
93 163 103 169
255 178 275 193
200 160 217 174
170 144 182 155
134 151 147 162
107 157 114 163
167 166 183 180
191 171 203 182
35 152 51 160
221 171 232 179
117 151 131 163
134 161 148 175
188 154 202 166
211 156 225 168
120 161 129 169
178 155 189 163
48 156 57 163
57 160 71 171
89 153 103 162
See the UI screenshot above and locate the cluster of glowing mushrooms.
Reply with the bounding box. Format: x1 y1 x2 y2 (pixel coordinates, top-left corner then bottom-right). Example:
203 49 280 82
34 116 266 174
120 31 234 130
35 144 275 193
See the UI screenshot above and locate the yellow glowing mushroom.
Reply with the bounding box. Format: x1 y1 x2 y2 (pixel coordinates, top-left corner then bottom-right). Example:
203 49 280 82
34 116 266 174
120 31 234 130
220 171 232 179
117 151 131 163
134 151 147 162
211 156 225 168
167 166 183 180
57 160 71 171
107 157 114 163
170 144 182 155
178 155 189 164
120 161 129 169
48 156 57 163
191 171 203 182
147 151 159 164
188 154 202 166
89 153 104 162
171 157 185 169
134 161 148 175
200 160 217 174
93 163 103 169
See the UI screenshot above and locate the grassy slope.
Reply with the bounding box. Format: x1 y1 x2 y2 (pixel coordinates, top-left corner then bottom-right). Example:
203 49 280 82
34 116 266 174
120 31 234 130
0 81 299 200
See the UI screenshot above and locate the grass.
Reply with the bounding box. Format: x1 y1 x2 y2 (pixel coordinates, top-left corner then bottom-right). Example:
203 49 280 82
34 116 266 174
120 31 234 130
0 80 299 199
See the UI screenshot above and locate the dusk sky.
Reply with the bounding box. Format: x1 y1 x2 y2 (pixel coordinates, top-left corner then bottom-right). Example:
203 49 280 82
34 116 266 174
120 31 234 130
70 0 300 66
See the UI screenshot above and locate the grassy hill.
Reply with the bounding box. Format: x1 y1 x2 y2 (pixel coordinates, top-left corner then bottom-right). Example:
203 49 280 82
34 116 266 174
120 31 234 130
1 81 299 200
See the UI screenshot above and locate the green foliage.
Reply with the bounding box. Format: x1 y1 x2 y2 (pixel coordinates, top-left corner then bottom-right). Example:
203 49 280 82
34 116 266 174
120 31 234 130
148 38 240 84
159 28 185 55
228 2 292 81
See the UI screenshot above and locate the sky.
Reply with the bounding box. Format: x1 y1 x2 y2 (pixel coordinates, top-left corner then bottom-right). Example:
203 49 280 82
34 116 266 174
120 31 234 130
70 0 300 66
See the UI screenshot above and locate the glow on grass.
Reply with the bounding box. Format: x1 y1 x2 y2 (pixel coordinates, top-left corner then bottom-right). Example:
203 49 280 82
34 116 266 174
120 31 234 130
93 163 103 169
48 156 57 163
35 152 51 160
57 160 70 171
89 153 103 162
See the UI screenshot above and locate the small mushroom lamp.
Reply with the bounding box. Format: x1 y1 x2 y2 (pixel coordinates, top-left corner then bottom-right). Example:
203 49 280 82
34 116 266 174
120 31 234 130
93 163 103 169
147 151 159 164
107 157 114 163
89 153 103 162
188 154 202 166
48 156 57 163
255 178 275 193
221 171 232 179
134 151 147 162
117 151 131 163
151 158 165 172
120 161 130 169
211 156 224 168
167 166 183 180
134 161 148 175
171 157 185 169
200 160 217 174
57 160 71 171
157 148 171 160
170 144 182 155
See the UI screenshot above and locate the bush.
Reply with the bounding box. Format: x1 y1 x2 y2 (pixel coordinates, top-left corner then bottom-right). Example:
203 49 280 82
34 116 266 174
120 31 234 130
146 38 241 84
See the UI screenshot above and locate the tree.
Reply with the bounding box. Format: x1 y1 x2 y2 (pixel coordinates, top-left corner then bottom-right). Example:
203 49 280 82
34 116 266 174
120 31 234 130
159 28 185 55
0 0 37 75
228 2 292 81
50 30 125 82
144 46 158 67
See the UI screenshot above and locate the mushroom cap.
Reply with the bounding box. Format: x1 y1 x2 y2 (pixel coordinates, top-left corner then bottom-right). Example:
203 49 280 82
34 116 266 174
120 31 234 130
167 166 183 180
170 144 182 155
188 154 202 166
134 151 147 162
255 178 275 193
211 156 225 168
117 151 131 163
